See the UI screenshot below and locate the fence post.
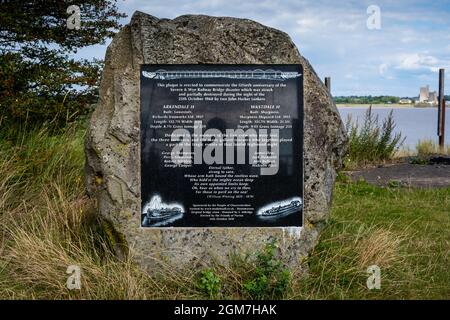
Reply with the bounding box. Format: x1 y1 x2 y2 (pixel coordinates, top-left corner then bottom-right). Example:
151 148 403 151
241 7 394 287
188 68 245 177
438 69 445 152
325 77 331 92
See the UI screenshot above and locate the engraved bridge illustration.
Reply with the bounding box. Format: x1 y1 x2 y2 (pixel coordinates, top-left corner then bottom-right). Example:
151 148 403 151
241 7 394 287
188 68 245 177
142 69 302 81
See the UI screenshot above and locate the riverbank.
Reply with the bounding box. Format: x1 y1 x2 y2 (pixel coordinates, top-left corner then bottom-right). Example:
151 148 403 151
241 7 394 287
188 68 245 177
336 103 437 108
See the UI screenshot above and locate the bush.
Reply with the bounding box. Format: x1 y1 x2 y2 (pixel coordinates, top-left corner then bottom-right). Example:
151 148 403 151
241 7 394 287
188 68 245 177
242 240 291 299
345 107 404 168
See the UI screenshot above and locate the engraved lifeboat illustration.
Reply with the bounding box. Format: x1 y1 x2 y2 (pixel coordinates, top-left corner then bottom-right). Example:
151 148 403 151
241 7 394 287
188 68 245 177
142 195 184 227
257 197 302 220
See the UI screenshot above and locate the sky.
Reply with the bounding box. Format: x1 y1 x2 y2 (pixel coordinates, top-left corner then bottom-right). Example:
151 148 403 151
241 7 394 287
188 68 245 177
75 0 450 97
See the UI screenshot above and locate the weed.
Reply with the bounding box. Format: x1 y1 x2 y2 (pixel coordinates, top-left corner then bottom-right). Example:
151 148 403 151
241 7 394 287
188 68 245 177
242 240 291 299
345 107 404 168
387 180 402 188
197 269 221 299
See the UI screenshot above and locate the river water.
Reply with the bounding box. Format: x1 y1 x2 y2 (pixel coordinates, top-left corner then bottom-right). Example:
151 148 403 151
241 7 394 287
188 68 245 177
337 106 450 150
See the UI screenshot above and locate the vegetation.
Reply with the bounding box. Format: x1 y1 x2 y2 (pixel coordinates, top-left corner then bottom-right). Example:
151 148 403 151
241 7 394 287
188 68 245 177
335 96 401 105
296 176 449 299
197 269 221 299
397 140 450 162
335 95 450 105
0 124 448 299
415 139 450 157
241 240 291 299
345 107 404 168
0 0 125 126
196 242 291 300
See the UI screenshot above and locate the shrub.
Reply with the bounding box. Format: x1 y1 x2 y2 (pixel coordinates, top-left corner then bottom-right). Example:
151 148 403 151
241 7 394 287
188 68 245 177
242 240 291 299
345 106 404 168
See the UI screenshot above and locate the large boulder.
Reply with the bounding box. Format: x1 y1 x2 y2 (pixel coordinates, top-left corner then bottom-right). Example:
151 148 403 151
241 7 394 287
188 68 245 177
85 11 348 273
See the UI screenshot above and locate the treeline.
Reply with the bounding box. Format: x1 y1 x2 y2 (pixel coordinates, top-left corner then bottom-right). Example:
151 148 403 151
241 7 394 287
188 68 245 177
334 96 402 104
0 1 125 127
335 95 450 104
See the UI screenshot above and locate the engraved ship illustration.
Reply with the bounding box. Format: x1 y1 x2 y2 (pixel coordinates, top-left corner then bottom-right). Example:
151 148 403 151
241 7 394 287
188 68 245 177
142 195 184 227
258 198 302 219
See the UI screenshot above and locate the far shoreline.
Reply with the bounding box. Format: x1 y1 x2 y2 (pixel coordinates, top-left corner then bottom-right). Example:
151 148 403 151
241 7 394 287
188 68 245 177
336 103 437 108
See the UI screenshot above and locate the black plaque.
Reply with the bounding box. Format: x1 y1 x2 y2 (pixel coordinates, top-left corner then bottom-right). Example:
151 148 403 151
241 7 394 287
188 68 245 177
140 64 303 227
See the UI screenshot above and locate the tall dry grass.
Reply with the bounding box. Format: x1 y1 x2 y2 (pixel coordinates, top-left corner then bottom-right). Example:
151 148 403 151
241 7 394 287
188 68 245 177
0 123 175 299
396 139 450 159
1 122 448 299
0 122 298 300
415 139 450 157
355 227 405 270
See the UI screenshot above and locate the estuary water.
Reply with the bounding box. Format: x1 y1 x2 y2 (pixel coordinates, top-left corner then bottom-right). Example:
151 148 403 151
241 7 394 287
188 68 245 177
337 106 450 150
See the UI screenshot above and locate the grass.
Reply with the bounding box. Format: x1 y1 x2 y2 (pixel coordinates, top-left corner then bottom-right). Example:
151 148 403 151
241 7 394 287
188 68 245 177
415 139 450 157
396 139 450 161
294 177 450 299
0 123 449 299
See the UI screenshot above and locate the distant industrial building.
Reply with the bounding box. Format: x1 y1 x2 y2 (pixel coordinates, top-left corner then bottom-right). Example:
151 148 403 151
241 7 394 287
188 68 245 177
418 85 438 105
419 85 429 102
428 92 438 104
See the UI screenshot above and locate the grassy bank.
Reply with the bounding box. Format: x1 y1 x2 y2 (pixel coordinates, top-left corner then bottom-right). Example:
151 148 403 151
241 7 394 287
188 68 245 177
302 176 449 299
0 124 448 299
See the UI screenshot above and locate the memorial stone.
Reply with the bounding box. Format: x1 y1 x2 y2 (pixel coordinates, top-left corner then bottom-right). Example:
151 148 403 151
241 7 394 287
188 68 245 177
85 11 348 272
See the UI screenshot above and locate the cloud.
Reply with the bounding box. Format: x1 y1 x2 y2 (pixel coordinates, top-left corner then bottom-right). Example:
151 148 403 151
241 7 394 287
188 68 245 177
296 17 330 33
395 53 441 72
74 0 450 96
378 63 395 80
379 63 388 75
344 73 359 80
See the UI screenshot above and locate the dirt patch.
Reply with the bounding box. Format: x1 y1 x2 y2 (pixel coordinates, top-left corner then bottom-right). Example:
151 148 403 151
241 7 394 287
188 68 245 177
346 163 450 188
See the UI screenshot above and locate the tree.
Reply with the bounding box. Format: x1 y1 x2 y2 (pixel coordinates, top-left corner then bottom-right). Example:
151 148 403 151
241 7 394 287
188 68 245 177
0 0 126 126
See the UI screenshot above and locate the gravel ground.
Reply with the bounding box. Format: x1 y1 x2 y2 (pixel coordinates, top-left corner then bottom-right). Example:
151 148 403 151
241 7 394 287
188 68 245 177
346 163 450 188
